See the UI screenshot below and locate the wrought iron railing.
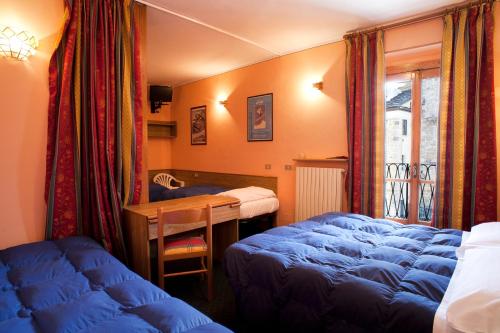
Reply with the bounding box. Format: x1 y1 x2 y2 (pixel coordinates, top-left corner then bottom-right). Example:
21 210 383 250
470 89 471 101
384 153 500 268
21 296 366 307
384 162 436 222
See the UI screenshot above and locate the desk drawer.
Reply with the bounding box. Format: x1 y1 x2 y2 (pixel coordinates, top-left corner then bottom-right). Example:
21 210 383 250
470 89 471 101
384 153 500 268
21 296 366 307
213 203 240 223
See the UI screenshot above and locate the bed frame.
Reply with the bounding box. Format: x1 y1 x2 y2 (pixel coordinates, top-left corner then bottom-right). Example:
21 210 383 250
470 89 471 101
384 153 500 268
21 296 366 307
148 169 278 194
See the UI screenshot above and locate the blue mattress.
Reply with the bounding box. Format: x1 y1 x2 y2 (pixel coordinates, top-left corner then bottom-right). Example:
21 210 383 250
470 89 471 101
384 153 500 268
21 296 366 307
0 236 231 333
224 213 463 333
149 184 227 202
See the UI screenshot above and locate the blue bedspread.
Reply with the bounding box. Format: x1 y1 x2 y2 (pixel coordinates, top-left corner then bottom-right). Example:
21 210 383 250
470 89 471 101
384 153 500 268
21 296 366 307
0 237 231 333
224 213 462 333
149 184 227 202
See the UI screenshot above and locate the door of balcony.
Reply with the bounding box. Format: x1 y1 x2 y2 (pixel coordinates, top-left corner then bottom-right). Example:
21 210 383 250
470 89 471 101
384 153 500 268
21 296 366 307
384 69 440 224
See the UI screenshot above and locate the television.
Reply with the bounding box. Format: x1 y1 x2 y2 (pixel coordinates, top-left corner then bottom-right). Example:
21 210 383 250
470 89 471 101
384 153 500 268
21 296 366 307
150 85 172 113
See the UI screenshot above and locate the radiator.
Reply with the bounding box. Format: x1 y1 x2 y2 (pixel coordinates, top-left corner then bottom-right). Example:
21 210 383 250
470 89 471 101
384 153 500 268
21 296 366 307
295 167 344 221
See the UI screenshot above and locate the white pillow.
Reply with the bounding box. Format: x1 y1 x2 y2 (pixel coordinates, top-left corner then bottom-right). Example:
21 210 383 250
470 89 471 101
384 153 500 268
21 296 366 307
217 186 276 203
469 222 500 243
456 222 500 259
446 247 500 333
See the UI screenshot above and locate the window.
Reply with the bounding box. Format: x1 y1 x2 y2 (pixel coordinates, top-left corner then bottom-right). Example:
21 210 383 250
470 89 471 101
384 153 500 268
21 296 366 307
384 69 440 223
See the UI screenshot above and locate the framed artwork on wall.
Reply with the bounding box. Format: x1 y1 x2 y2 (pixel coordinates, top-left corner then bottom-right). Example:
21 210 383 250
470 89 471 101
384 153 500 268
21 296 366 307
247 93 273 141
190 105 207 145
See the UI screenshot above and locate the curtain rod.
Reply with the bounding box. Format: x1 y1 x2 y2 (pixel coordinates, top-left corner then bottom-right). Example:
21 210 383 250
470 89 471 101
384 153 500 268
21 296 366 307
343 0 497 38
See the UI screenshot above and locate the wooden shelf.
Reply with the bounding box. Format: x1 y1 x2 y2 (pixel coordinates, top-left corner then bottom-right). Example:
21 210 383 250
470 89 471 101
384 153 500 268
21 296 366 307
148 121 177 138
293 158 348 163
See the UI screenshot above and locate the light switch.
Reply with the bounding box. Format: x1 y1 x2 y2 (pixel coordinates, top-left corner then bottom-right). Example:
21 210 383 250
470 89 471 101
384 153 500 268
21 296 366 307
265 164 272 170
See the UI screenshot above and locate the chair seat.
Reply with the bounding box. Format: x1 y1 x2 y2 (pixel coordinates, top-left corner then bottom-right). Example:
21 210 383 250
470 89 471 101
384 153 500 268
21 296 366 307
164 236 207 256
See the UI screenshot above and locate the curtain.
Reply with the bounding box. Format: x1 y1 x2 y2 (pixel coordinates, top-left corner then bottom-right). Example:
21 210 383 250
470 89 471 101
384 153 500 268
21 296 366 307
435 3 496 230
45 0 143 259
345 31 385 217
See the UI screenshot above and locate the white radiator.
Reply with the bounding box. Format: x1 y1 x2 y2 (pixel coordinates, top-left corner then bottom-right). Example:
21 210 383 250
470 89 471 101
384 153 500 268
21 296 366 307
295 167 344 221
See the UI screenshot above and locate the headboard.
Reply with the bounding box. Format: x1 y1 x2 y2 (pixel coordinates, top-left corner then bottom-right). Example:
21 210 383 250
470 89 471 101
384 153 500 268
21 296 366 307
148 169 278 194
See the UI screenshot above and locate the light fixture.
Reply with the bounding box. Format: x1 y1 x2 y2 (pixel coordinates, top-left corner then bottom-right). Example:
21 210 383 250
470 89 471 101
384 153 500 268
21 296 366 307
312 81 323 91
0 25 38 61
219 100 228 106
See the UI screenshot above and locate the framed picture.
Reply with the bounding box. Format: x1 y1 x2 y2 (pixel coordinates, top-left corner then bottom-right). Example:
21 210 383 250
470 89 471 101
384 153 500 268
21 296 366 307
190 105 207 145
247 93 273 141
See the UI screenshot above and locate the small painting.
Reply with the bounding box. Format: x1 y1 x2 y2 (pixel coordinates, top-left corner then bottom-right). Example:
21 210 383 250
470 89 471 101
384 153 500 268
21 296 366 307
190 105 207 145
247 93 273 141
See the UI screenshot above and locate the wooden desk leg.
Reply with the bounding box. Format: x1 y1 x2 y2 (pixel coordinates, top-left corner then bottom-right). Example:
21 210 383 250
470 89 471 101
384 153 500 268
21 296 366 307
124 211 151 280
213 219 239 261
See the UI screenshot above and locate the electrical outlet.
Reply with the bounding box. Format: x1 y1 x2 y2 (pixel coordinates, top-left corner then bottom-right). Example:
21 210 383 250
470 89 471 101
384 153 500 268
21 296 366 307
194 173 199 177
265 164 272 170
284 164 293 170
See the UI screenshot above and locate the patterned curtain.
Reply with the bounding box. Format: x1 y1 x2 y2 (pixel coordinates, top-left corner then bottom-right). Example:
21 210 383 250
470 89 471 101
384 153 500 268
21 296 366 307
345 31 385 217
435 3 496 230
45 0 143 259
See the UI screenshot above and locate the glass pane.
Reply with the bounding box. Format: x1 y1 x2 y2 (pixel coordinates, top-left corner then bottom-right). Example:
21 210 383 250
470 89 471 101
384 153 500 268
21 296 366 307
418 76 440 221
384 79 412 219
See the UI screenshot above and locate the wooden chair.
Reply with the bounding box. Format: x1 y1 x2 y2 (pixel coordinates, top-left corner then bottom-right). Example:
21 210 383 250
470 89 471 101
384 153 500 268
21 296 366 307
157 204 213 300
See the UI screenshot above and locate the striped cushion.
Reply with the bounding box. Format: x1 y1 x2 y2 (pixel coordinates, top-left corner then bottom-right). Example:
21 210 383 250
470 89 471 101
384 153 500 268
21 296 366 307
164 237 207 255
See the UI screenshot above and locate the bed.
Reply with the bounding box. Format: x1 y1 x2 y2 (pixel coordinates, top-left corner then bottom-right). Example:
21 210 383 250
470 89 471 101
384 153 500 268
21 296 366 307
150 183 279 220
149 170 280 237
224 212 464 333
0 236 231 333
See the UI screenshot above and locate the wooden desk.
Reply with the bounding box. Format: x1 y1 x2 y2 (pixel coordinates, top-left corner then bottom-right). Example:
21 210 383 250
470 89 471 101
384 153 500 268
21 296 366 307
124 195 240 280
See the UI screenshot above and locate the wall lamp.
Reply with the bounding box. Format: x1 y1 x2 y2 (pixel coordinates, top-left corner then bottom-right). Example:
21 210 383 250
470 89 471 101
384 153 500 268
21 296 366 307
219 100 228 106
312 81 324 91
0 25 38 61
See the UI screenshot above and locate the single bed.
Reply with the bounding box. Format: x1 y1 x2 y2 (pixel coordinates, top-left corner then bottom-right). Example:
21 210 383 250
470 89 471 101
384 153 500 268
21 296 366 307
149 170 280 238
0 236 231 333
224 212 463 333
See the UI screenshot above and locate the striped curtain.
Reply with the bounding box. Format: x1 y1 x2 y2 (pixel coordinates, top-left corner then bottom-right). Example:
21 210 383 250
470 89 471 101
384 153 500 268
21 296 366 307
345 31 385 217
435 3 497 230
45 0 143 258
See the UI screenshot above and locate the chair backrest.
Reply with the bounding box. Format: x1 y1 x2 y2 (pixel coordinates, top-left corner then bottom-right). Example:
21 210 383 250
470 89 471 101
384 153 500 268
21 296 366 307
153 173 185 190
156 205 213 258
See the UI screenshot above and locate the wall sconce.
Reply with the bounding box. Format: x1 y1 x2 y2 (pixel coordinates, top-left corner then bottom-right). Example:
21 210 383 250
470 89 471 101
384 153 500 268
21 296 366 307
312 81 323 91
219 100 228 106
0 25 38 61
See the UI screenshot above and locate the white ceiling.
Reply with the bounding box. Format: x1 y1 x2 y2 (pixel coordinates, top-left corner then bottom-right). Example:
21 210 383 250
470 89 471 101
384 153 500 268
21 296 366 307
144 0 463 87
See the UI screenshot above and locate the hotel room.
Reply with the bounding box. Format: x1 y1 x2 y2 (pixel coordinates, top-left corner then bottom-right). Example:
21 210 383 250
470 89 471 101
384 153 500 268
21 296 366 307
1 0 500 332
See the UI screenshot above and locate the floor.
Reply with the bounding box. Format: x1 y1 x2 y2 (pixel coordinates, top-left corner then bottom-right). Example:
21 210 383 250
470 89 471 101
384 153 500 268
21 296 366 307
162 218 276 332
163 262 249 332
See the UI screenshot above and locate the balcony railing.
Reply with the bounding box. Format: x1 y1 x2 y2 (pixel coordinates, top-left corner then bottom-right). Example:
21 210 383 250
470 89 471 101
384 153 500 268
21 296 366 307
384 162 436 222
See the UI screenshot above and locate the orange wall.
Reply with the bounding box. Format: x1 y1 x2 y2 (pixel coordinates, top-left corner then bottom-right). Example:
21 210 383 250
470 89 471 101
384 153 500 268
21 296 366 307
0 0 64 249
166 11 500 226
147 103 173 170
385 18 443 52
170 43 348 225
0 3 499 249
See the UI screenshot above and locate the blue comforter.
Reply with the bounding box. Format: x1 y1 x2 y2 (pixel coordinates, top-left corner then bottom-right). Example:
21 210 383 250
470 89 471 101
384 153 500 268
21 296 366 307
0 237 231 333
149 184 227 202
224 213 462 333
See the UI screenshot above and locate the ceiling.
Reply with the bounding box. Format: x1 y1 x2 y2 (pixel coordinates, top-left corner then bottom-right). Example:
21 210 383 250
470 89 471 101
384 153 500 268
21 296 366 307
144 0 463 87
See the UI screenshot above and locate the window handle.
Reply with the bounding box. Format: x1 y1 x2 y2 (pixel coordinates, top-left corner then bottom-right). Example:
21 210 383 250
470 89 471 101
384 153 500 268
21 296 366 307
412 163 419 179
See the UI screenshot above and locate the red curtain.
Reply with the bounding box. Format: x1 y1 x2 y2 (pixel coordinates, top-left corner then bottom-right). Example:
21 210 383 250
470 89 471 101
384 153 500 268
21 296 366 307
345 31 385 218
435 3 496 230
45 0 143 259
